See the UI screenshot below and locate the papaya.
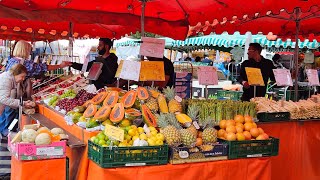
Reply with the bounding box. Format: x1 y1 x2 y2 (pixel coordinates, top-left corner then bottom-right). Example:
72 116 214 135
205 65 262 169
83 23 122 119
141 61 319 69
137 87 149 100
83 104 98 118
91 91 108 105
120 90 137 108
103 91 119 107
141 105 157 127
125 108 142 120
82 100 93 108
94 105 112 122
109 103 125 123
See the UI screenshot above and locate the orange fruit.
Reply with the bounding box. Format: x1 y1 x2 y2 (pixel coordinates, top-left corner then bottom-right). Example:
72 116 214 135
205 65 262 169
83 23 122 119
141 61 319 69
226 120 236 127
250 128 260 137
244 122 254 131
261 133 269 139
236 123 244 129
256 134 267 140
219 120 227 129
226 126 237 134
258 128 264 134
224 132 229 139
252 122 257 128
195 138 203 146
217 129 226 138
236 126 243 133
197 131 203 138
244 115 253 123
234 115 245 124
243 131 252 140
226 132 236 141
236 132 246 141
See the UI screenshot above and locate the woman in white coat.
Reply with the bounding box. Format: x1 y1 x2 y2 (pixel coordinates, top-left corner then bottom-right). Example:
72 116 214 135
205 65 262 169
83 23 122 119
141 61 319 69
0 64 33 135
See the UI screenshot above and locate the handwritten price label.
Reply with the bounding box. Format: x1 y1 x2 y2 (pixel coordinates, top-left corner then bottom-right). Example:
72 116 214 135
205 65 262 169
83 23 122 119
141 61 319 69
104 124 125 142
139 61 165 81
197 66 218 85
273 69 293 86
306 69 320 86
139 37 165 58
245 67 265 86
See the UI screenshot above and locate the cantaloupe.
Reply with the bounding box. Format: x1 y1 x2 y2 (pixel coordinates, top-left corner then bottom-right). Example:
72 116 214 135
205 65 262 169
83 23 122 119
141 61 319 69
120 90 137 108
35 133 52 145
110 103 125 123
103 91 119 107
94 105 112 121
21 129 38 143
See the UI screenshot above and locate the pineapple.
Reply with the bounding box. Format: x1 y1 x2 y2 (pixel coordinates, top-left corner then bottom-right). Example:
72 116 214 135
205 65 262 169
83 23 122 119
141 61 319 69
187 125 198 137
148 86 161 98
145 97 159 112
187 104 200 136
157 94 169 113
163 86 182 113
156 113 181 146
202 117 217 144
179 129 196 147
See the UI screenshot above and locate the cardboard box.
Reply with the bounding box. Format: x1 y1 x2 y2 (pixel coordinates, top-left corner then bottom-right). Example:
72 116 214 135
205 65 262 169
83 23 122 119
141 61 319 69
170 143 228 164
8 135 66 161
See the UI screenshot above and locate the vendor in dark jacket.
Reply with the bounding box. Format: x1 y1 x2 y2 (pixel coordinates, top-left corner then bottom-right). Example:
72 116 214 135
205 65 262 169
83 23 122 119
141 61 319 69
238 43 275 101
71 38 118 89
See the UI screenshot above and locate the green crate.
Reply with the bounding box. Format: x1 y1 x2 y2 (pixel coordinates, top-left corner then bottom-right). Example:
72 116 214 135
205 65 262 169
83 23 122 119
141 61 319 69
220 137 279 159
217 90 242 100
88 140 169 168
257 112 290 122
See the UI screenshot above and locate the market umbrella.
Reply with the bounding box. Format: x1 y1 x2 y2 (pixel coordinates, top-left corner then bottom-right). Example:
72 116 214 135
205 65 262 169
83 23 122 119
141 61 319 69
189 4 320 101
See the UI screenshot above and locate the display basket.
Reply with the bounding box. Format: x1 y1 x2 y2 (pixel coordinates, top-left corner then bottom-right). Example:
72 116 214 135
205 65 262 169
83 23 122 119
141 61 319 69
220 137 279 159
88 140 168 168
217 90 242 100
257 112 290 122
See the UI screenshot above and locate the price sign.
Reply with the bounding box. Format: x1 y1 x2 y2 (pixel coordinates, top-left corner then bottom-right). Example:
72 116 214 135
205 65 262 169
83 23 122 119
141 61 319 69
139 37 165 58
197 66 218 85
140 61 165 81
245 67 265 86
306 69 320 86
273 69 293 86
104 124 124 142
115 60 124 78
120 60 141 81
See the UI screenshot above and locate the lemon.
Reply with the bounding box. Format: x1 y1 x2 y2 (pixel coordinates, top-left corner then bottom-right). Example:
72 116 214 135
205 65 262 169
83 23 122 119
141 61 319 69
156 133 165 141
156 139 164 146
132 136 139 141
150 136 157 142
128 140 133 146
98 139 106 145
131 125 138 129
128 129 136 136
125 134 132 141
138 127 144 134
139 133 147 140
149 126 157 132
118 143 126 147
150 131 157 136
90 136 96 142
120 119 131 127
147 139 156 146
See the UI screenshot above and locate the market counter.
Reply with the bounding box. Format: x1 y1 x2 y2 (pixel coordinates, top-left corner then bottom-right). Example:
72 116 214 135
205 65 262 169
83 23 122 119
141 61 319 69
87 158 271 180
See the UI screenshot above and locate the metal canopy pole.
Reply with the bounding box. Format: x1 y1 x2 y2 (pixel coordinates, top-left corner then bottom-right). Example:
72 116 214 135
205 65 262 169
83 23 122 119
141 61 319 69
294 8 301 102
140 0 146 61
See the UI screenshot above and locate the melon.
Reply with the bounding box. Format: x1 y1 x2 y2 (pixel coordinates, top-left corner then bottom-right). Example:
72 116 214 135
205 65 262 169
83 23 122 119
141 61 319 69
125 108 142 120
94 105 112 121
137 87 149 100
37 127 50 133
83 104 98 118
91 91 108 105
120 90 137 108
141 105 157 127
21 129 38 143
110 103 125 123
35 133 52 145
103 91 119 107
51 128 65 135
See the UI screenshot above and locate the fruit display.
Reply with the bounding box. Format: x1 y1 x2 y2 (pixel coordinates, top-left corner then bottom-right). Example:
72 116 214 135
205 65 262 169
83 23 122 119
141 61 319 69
11 125 68 145
252 96 320 119
217 115 269 141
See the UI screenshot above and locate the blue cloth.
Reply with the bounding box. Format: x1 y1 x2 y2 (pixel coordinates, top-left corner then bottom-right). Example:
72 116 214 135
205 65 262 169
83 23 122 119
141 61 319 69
0 106 18 136
5 57 47 77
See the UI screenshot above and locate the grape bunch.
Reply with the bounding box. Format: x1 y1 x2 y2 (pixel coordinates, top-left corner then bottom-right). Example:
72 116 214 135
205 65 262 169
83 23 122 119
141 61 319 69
61 89 77 99
75 89 96 104
48 95 59 107
57 89 95 112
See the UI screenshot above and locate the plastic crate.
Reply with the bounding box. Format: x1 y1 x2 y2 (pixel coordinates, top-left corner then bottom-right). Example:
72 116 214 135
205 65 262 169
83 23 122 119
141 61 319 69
217 90 242 100
257 112 290 122
220 137 279 159
88 140 169 168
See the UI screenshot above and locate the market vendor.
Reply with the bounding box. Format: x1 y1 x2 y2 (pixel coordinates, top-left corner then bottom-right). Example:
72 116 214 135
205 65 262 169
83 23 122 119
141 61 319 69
71 38 118 89
143 56 174 90
238 43 275 101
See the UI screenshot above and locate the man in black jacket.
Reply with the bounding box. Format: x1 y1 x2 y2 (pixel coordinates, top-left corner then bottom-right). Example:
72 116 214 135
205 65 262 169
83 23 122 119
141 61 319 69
71 38 118 89
238 43 275 101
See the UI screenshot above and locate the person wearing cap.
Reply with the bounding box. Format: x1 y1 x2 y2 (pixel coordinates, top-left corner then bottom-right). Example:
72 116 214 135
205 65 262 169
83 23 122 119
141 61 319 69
71 38 118 89
238 43 275 101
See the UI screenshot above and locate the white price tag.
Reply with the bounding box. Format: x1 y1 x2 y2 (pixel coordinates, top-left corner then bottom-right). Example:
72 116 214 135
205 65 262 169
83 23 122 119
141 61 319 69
179 150 189 159
193 121 200 130
174 95 182 103
36 147 63 156
247 154 263 158
125 163 146 167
